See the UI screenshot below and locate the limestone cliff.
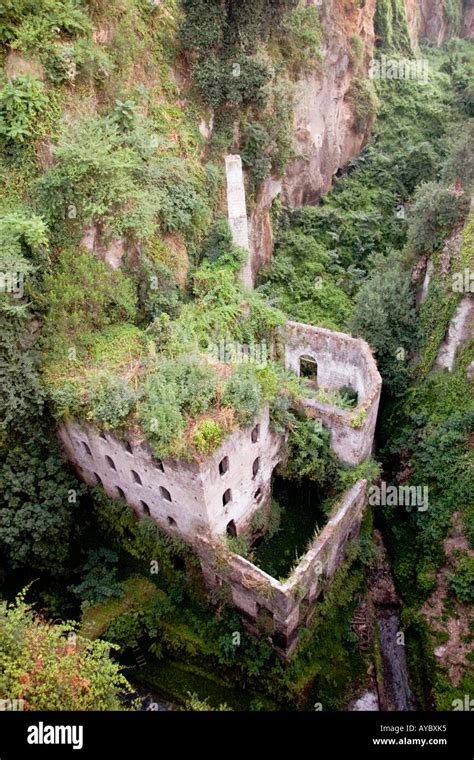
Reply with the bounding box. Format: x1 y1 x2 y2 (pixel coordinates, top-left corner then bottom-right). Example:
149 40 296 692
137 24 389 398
248 0 472 279
417 0 474 44
249 0 381 279
283 0 378 208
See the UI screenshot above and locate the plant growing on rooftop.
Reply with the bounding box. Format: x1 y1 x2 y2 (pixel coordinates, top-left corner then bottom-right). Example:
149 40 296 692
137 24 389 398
222 364 262 425
192 419 223 455
85 372 137 430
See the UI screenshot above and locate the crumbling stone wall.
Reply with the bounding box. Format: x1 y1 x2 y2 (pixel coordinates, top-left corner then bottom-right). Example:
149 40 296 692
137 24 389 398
58 407 284 543
58 318 379 656
281 321 382 465
225 154 253 288
198 480 367 658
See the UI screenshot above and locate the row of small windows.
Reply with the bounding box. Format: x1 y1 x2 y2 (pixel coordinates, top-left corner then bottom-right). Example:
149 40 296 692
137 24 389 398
83 442 171 500
92 476 177 528
219 455 260 479
86 423 259 484
86 432 263 513
85 438 164 472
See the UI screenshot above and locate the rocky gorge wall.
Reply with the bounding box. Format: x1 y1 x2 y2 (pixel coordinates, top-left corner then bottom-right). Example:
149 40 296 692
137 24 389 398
249 0 473 278
417 0 474 44
282 0 379 208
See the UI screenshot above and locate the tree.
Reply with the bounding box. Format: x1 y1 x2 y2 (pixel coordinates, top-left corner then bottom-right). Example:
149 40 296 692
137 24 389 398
0 440 83 574
0 591 134 711
0 309 45 447
350 251 418 395
282 416 338 487
406 181 468 257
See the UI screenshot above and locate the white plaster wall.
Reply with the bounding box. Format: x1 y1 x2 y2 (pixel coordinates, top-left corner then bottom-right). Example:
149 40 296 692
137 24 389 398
281 322 382 465
199 409 284 536
58 408 284 541
225 154 252 288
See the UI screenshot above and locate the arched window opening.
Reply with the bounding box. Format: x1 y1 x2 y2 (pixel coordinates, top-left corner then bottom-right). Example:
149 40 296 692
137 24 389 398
299 355 318 384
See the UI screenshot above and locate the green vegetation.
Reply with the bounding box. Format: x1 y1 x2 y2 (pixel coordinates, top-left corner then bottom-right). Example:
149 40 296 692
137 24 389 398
253 477 328 579
0 74 48 145
0 439 83 573
0 0 92 53
374 0 412 54
346 77 380 132
0 0 472 715
351 251 418 395
447 554 474 604
281 416 339 486
179 0 307 185
35 112 212 247
0 590 133 710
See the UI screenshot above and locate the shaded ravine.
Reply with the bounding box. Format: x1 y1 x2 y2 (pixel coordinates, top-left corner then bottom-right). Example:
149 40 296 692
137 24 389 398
347 530 416 712
370 530 416 711
377 614 416 711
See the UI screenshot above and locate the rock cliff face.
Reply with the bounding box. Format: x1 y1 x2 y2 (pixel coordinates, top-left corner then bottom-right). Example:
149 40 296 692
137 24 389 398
417 0 474 44
247 0 472 279
283 0 378 208
462 0 474 39
248 176 282 284
249 0 381 278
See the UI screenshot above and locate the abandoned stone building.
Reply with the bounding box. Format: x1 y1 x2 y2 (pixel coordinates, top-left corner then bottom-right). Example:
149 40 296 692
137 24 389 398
282 321 381 465
59 407 284 543
58 317 381 657
57 154 382 657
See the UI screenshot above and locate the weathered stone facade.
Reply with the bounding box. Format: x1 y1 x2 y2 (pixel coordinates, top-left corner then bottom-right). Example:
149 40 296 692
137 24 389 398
58 319 380 657
58 407 284 543
197 480 367 658
281 322 382 465
225 154 252 288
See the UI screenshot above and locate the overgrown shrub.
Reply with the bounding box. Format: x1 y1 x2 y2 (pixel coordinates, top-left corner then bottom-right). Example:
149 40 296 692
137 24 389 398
281 416 339 488
223 365 262 425
192 419 223 455
441 122 474 187
85 372 136 429
69 548 124 608
198 217 247 272
39 248 137 361
346 77 380 133
447 553 474 604
276 5 321 74
350 251 418 394
138 354 218 458
139 381 184 459
406 181 469 257
0 440 81 573
0 75 48 145
0 0 92 52
36 115 209 246
0 592 132 710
